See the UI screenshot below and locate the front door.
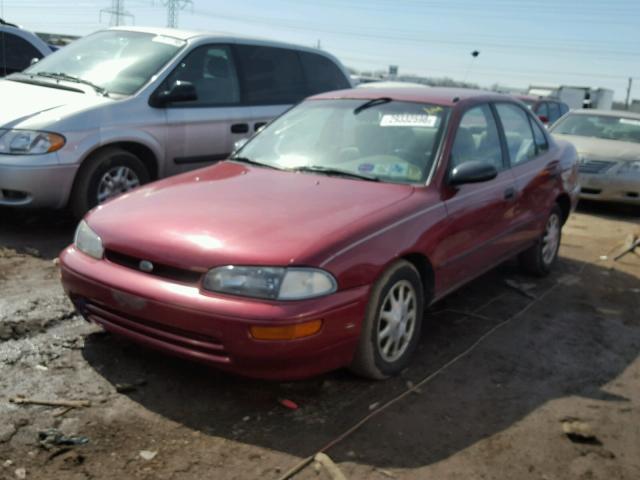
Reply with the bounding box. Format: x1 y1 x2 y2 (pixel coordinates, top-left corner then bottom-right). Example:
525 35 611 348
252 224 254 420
161 44 250 176
436 104 518 294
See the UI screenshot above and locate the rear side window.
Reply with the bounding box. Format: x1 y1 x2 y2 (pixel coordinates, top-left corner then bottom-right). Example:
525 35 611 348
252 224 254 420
235 45 306 105
495 103 537 166
299 51 350 95
530 117 549 154
451 104 504 171
0 32 43 75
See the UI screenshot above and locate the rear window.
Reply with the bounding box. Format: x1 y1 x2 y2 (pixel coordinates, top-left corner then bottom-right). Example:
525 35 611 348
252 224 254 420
235 44 307 105
299 51 350 95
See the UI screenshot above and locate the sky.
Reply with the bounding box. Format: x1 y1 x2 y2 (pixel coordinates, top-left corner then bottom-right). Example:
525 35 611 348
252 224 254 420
1 0 639 101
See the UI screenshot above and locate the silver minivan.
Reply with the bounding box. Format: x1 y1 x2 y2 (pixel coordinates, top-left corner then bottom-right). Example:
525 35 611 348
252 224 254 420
0 27 351 216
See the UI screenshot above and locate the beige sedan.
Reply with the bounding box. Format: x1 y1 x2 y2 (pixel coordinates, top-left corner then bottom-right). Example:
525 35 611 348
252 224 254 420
551 109 640 205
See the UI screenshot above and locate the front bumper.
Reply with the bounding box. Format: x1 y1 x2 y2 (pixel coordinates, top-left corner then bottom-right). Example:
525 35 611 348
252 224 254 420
59 246 369 380
0 155 77 208
578 173 640 205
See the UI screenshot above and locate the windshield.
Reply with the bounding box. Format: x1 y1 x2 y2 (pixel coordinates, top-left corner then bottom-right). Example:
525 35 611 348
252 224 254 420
552 113 640 144
22 30 185 96
236 99 449 184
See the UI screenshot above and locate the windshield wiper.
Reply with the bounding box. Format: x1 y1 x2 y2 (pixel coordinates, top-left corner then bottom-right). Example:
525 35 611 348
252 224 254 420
34 72 109 96
291 165 379 182
230 156 281 170
354 97 392 115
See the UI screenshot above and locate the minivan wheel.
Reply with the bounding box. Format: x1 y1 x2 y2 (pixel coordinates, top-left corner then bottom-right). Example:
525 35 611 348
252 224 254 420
350 260 424 380
70 148 150 219
519 205 562 277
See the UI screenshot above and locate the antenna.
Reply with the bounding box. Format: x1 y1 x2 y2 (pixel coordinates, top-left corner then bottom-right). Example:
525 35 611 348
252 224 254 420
100 0 134 26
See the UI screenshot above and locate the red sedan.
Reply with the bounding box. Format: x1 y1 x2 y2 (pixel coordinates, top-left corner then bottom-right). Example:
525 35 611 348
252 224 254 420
60 87 579 380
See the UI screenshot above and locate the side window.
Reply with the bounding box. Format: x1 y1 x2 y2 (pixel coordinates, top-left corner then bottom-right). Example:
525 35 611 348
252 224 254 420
530 116 549 154
495 103 537 166
299 51 350 95
548 102 561 123
2 33 43 74
535 102 549 118
235 45 306 105
451 104 503 171
164 44 240 106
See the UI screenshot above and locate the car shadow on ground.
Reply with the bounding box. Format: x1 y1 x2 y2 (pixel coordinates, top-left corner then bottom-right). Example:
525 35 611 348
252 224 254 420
0 208 75 259
576 199 639 221
80 255 640 469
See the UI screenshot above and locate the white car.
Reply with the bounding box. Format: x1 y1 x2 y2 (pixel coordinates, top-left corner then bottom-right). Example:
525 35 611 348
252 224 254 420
0 19 53 76
0 27 351 216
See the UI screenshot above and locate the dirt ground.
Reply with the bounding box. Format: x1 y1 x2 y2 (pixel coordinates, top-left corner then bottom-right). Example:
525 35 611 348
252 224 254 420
0 202 639 480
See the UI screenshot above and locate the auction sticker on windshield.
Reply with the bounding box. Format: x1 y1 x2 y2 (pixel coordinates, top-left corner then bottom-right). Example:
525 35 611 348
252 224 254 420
380 114 438 128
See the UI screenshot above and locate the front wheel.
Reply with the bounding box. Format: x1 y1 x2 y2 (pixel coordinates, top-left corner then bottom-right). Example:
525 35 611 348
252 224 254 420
70 148 150 219
519 205 562 276
350 260 424 380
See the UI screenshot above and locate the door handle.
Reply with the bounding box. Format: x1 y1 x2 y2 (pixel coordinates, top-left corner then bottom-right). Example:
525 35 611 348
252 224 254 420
254 122 267 132
231 123 249 134
504 187 516 200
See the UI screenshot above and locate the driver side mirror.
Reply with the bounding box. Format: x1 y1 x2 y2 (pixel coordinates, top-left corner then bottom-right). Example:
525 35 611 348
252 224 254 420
150 80 198 107
537 114 549 124
449 161 498 186
30 57 41 65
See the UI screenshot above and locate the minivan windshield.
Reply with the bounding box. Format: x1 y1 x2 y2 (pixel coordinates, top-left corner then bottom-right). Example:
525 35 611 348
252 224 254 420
20 30 185 96
552 113 640 144
235 99 449 185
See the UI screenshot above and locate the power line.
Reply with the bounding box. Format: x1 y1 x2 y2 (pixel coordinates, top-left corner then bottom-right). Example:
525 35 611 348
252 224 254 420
100 0 134 26
161 0 192 28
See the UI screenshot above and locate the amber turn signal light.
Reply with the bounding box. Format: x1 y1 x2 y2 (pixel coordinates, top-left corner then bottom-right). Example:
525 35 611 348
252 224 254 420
250 319 322 341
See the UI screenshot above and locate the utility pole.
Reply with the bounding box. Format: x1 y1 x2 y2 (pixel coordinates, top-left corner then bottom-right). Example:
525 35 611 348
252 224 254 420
625 77 633 110
100 0 134 26
162 0 193 28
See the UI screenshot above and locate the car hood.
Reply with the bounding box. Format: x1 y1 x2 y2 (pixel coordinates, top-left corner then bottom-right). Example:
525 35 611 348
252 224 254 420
0 78 110 128
553 133 640 162
86 161 416 270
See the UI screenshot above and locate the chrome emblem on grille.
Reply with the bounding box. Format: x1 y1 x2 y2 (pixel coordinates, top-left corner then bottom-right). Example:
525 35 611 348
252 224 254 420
139 260 154 273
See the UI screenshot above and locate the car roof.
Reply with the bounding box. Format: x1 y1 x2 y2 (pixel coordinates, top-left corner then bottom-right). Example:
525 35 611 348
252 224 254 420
310 87 511 107
566 109 640 120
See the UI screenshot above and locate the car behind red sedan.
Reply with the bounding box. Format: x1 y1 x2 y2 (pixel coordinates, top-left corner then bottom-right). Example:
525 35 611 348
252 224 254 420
60 87 579 380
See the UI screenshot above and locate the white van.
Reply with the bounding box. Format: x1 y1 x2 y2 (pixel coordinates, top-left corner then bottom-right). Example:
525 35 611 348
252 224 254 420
0 27 351 216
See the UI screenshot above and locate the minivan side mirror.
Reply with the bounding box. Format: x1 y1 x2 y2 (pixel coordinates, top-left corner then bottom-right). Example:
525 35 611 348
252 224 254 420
449 161 498 186
150 80 198 107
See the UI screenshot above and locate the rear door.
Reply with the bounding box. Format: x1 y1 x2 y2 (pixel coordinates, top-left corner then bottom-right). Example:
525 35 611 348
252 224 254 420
162 44 251 175
494 102 557 250
438 103 518 293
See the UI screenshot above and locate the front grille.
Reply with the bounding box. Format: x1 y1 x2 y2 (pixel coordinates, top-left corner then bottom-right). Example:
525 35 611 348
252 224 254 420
83 301 230 361
105 250 203 284
578 160 615 174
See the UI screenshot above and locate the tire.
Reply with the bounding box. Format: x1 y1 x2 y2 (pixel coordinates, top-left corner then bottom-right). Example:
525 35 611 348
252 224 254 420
350 260 425 380
519 205 562 277
70 148 150 219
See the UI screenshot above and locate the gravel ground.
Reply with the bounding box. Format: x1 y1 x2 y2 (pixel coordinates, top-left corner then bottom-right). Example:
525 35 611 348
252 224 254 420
0 202 638 480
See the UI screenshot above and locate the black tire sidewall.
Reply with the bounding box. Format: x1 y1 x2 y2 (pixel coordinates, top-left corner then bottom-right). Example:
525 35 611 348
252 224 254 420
72 149 150 218
366 263 424 377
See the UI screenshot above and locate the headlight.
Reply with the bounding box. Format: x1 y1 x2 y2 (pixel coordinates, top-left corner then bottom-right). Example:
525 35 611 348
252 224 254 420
0 129 65 155
616 161 640 176
202 266 337 300
74 220 104 259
